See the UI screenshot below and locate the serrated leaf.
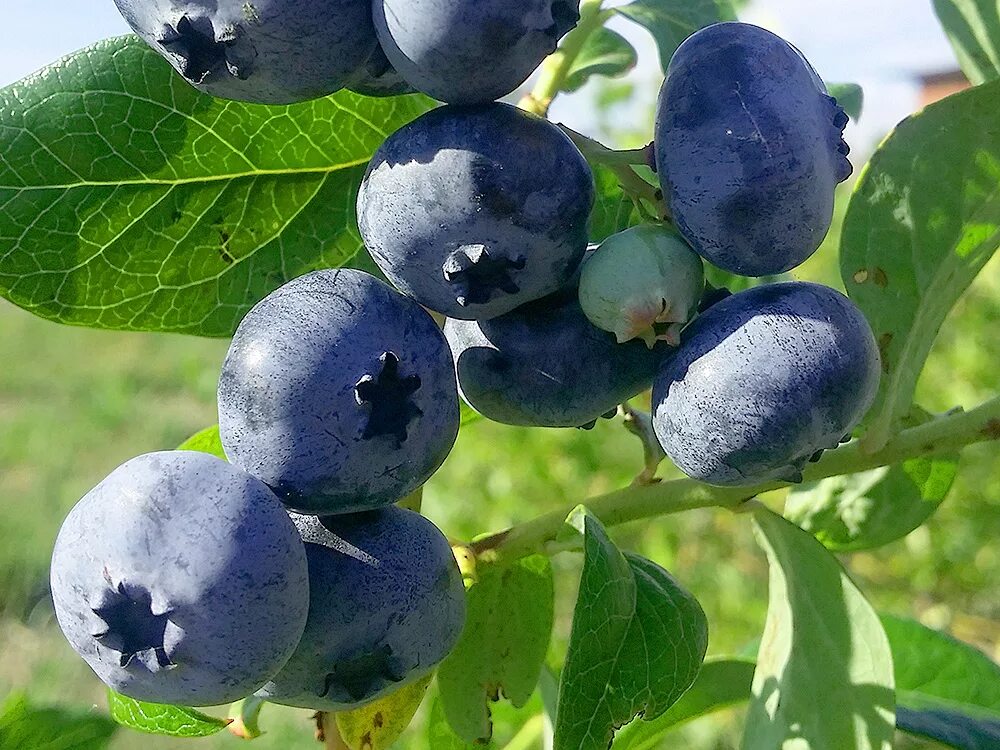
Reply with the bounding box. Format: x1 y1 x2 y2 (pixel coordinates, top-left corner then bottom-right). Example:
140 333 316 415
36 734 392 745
438 555 554 744
554 507 708 750
840 80 1000 448
106 691 231 738
827 82 865 121
616 0 736 72
744 509 895 750
786 454 959 551
177 424 226 459
932 0 1000 85
897 707 1000 750
0 692 117 750
589 165 643 243
612 659 755 750
564 29 638 93
0 36 432 336
337 674 432 750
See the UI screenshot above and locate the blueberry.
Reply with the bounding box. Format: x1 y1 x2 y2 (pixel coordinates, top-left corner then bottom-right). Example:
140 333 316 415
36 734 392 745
257 507 465 711
655 23 853 276
578 225 704 347
373 0 581 104
348 44 416 97
651 282 880 486
112 0 377 104
358 103 595 320
444 287 671 428
49 451 309 706
218 269 460 515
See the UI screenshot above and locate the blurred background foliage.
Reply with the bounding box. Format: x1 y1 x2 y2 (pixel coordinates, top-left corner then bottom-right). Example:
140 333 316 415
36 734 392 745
1 22 998 750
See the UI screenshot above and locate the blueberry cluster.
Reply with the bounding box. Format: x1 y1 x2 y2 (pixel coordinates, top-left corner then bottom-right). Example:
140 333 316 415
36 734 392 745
51 10 880 711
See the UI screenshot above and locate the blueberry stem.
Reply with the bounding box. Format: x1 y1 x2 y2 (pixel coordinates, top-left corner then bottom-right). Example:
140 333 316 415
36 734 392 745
227 696 265 740
557 125 667 217
619 402 666 486
470 394 1000 566
519 0 609 118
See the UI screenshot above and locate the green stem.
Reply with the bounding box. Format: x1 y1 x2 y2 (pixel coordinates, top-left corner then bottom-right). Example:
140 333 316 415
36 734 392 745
470 396 1000 566
520 0 608 117
558 124 663 213
227 695 265 740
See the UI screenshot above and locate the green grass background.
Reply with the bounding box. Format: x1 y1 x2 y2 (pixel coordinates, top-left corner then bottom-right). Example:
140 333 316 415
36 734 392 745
0 180 998 748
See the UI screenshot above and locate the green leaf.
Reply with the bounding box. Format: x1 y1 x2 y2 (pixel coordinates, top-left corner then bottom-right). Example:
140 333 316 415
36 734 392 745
177 424 226 459
564 28 638 92
427 696 478 750
0 692 117 750
337 674 433 750
785 454 959 551
616 0 737 72
827 82 865 121
612 616 1000 750
0 36 432 336
897 707 1000 749
612 659 756 749
438 555 554 744
106 691 231 737
884 615 1000 720
932 0 1000 85
589 165 642 243
840 80 1000 449
554 507 708 750
744 509 895 750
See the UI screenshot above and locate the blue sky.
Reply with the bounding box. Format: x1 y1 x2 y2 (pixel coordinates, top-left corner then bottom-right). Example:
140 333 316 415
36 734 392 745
1 0 959 150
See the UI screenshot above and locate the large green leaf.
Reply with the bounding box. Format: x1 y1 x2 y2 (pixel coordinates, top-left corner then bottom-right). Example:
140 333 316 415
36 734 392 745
337 674 433 750
785 454 959 551
612 659 756 749
0 693 117 750
616 0 737 72
438 555 554 744
564 28 638 92
106 692 231 737
933 0 1000 84
884 615 1000 720
743 509 895 750
840 80 1000 448
613 615 1000 749
554 507 708 750
0 36 432 336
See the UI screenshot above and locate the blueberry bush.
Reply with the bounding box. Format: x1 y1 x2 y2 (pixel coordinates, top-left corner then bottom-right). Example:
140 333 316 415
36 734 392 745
1 1 999 749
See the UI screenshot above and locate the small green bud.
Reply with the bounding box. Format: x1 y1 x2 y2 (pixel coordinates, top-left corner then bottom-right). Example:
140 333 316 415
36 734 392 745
578 225 704 347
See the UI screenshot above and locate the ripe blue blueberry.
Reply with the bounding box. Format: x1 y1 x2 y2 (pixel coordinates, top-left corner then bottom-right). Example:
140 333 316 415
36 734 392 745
349 45 416 97
651 282 880 486
655 22 853 276
50 451 309 706
444 286 672 428
373 0 580 104
112 0 377 104
257 507 465 710
218 269 460 515
358 103 595 320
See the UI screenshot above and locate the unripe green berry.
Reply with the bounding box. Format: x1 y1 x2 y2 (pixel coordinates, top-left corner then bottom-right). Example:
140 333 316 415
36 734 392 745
578 225 705 347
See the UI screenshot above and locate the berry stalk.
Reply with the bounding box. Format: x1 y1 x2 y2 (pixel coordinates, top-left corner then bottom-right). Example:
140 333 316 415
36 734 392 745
470 395 1000 566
